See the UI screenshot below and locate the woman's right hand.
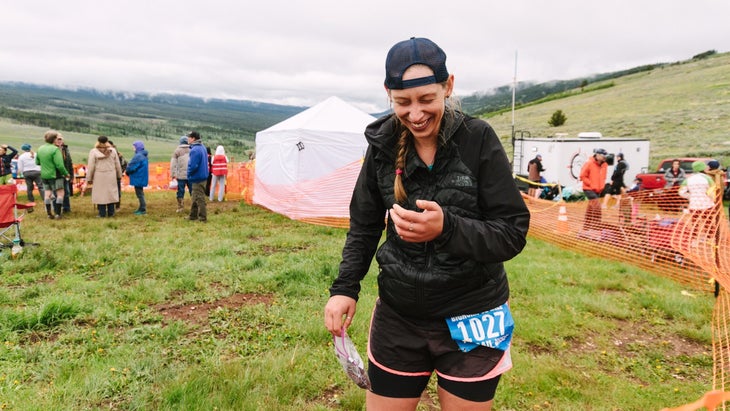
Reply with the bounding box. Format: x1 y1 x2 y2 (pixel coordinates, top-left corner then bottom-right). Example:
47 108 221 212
324 295 357 337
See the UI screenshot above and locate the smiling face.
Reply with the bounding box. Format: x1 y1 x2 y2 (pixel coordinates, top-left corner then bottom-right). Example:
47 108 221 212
388 65 454 142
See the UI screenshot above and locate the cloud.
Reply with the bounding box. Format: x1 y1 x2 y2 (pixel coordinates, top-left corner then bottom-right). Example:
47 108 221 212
1 0 729 113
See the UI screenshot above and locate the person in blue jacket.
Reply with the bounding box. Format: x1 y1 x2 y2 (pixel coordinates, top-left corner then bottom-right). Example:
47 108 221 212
125 140 149 215
186 131 209 222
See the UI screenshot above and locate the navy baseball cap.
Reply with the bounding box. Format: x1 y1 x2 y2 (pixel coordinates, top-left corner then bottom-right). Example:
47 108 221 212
384 37 449 90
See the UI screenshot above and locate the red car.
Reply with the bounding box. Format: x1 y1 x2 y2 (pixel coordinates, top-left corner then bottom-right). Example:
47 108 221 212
635 158 725 191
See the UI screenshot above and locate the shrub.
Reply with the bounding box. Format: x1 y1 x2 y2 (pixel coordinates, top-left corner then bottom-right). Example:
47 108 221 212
548 109 567 127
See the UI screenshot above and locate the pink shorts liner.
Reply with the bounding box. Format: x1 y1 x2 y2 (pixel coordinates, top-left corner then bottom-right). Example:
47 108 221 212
366 301 512 380
367 307 432 377
436 347 512 382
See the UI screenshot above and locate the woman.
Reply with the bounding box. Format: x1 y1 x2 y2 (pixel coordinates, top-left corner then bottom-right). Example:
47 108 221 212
323 38 530 410
86 136 123 217
209 145 228 202
664 159 686 188
0 144 18 185
125 140 149 215
603 152 628 209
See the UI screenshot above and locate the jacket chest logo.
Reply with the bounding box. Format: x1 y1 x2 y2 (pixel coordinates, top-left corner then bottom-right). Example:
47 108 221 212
452 175 472 187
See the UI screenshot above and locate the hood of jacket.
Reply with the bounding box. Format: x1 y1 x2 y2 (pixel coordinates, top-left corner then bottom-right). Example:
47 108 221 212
90 142 112 159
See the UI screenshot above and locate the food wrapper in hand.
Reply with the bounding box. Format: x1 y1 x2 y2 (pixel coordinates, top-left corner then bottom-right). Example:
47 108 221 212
333 328 370 390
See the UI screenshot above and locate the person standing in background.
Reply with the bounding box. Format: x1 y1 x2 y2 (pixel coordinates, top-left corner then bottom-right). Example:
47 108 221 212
17 144 44 207
10 153 18 179
54 135 74 213
603 152 628 209
664 159 686 188
125 141 149 215
209 145 229 202
205 145 213 196
186 131 209 222
580 148 608 230
706 160 724 196
36 130 70 219
108 140 126 210
170 136 191 213
86 136 122 218
0 144 18 185
679 161 716 241
527 154 544 199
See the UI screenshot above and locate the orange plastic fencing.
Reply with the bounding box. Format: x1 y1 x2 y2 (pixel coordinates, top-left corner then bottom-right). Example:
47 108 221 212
71 161 256 202
523 183 725 293
712 289 730 411
660 390 730 411
520 175 730 410
250 159 363 228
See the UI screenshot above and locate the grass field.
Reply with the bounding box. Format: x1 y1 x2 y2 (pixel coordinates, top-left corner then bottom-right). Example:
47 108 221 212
0 192 716 410
485 52 730 169
0 121 244 165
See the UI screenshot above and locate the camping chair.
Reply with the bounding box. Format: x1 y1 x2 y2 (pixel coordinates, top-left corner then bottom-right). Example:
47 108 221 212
0 184 35 250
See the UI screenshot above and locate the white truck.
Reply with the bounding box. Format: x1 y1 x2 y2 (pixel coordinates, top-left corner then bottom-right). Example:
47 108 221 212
512 132 650 189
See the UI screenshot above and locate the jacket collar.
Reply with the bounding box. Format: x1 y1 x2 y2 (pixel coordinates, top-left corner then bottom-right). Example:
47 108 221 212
365 110 465 160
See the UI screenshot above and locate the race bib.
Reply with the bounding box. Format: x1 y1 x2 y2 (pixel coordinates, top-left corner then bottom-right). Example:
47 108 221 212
446 303 514 352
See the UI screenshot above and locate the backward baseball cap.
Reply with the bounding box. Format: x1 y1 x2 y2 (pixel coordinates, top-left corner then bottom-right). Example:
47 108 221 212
384 37 449 90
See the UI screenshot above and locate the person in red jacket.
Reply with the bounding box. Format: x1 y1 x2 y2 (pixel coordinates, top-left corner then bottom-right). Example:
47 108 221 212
209 145 229 202
580 148 608 230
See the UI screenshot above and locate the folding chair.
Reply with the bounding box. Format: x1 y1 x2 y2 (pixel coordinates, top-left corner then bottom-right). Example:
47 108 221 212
0 184 35 250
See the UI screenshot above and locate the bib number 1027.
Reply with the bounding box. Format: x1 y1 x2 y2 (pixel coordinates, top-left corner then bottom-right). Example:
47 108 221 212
446 303 513 352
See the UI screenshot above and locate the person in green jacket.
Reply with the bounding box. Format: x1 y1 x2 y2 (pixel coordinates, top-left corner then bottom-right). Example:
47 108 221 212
35 130 70 219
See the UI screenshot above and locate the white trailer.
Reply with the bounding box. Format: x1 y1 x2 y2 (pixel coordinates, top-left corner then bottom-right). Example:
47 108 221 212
513 132 650 188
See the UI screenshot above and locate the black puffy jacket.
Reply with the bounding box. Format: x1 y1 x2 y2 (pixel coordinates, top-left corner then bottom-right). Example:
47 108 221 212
330 112 530 319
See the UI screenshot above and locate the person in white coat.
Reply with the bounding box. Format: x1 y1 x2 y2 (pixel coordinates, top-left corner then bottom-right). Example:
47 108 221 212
17 143 44 205
86 136 123 217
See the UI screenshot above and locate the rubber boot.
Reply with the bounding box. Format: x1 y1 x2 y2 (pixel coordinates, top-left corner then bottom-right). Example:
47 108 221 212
176 198 184 213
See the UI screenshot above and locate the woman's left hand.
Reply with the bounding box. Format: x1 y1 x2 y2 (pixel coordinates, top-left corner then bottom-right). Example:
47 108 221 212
390 200 444 242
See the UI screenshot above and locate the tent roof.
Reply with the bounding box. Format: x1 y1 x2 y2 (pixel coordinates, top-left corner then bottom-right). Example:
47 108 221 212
260 96 376 133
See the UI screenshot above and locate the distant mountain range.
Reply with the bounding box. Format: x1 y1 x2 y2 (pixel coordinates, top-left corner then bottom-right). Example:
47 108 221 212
0 49 718 151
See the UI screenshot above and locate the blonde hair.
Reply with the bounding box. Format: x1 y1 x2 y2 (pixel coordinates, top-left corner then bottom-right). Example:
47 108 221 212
393 94 460 204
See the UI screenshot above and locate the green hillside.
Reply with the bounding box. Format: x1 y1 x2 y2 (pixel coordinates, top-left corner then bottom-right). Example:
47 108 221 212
0 84 304 163
481 52 730 169
1 51 729 168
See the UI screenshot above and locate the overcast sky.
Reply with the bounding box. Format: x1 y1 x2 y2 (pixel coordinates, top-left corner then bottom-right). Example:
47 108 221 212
1 0 729 113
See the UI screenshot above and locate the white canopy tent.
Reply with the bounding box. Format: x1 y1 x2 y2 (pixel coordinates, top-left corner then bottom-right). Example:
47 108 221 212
253 96 376 220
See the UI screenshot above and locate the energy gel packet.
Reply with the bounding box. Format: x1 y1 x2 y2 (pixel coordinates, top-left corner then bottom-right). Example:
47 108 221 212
333 327 370 390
